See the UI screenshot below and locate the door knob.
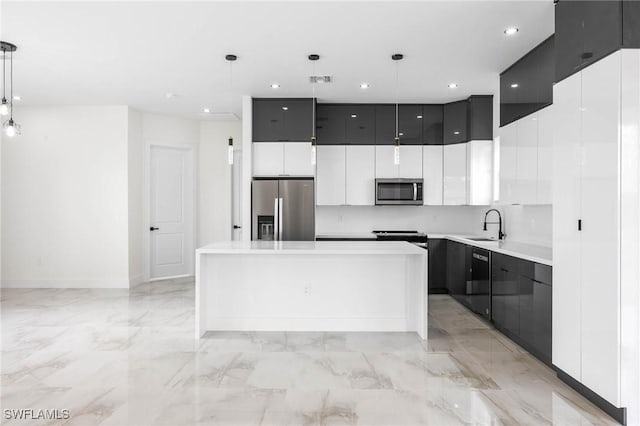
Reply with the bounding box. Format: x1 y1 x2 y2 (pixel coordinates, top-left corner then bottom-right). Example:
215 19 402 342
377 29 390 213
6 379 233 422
150 227 159 231
233 225 242 229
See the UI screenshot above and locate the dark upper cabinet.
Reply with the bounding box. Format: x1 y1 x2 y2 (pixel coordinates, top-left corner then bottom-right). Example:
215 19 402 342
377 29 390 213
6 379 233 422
443 101 468 144
623 1 640 47
398 105 424 145
422 104 444 145
500 36 554 127
316 104 346 145
467 96 493 140
428 239 448 294
253 98 314 142
555 1 622 83
316 104 375 145
345 105 375 144
375 105 396 145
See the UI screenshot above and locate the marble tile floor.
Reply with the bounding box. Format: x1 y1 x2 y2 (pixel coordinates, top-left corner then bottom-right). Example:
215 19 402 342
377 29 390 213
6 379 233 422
0 277 618 426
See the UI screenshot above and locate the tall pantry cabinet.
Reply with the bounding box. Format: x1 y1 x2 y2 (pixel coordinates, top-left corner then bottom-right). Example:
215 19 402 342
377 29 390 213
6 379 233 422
552 49 640 422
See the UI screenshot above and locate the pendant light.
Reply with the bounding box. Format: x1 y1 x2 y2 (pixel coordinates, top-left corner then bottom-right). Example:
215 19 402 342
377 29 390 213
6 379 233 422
228 137 234 165
309 54 320 165
392 54 403 165
0 47 8 116
1 41 19 137
225 54 237 165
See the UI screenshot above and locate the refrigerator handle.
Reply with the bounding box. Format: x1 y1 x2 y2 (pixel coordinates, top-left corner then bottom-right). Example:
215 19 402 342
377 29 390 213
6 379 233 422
413 183 417 201
278 198 284 240
274 198 279 240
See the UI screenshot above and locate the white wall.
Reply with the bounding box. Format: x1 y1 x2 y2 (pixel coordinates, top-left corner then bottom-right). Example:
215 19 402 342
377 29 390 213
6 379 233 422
316 205 481 235
198 120 242 245
127 108 143 286
1 106 131 288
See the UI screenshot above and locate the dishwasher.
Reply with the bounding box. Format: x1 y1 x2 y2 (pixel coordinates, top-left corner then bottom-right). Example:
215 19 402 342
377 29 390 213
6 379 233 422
469 247 491 320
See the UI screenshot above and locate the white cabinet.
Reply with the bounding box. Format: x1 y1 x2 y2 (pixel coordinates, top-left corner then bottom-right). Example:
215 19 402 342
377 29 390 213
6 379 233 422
552 70 583 382
316 146 346 206
398 146 423 178
284 143 314 176
499 105 554 205
499 122 518 203
536 106 554 204
422 145 443 205
375 145 423 178
375 146 397 178
516 115 539 204
345 146 375 205
467 140 493 205
253 142 284 176
578 50 621 404
552 50 640 409
443 143 467 205
253 142 313 177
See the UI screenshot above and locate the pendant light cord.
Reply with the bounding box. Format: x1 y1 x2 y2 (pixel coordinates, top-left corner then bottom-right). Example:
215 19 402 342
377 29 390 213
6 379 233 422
9 49 13 120
395 60 399 138
2 48 5 100
312 60 316 139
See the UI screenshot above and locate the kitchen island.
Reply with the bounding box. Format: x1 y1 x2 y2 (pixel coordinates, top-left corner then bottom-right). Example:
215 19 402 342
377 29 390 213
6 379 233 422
195 241 428 339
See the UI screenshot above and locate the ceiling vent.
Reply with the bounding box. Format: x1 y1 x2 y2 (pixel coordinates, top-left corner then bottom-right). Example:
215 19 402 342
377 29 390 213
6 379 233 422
309 76 332 84
199 112 240 121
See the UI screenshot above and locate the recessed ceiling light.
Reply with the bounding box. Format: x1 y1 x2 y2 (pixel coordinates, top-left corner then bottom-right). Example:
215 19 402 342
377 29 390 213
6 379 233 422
448 83 458 89
454 131 460 135
282 106 288 111
417 115 423 119
360 83 370 89
203 108 210 113
270 83 280 89
399 132 404 136
511 83 519 88
504 27 519 36
351 114 357 118
12 95 21 101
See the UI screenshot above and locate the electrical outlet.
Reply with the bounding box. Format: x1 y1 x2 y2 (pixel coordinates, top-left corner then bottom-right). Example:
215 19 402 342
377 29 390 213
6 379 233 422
304 285 311 296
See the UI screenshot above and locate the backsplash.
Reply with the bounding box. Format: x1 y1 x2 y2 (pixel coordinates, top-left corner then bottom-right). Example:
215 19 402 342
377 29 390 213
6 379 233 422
316 204 553 248
472 204 552 247
315 205 480 235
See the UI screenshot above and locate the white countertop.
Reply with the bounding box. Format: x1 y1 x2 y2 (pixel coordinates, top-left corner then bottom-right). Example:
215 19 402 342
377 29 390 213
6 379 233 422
197 240 426 255
315 233 552 265
428 234 552 266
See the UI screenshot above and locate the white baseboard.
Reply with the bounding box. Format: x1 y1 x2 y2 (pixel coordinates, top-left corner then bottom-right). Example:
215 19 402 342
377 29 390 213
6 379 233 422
1 279 130 289
129 274 145 287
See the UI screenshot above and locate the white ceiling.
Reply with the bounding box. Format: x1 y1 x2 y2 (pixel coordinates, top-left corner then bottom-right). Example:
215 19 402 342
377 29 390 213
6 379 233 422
1 1 554 120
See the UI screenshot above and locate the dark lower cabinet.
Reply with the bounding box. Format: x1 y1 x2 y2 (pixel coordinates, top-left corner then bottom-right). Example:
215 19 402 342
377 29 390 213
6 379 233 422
446 241 468 298
491 252 552 365
427 239 448 294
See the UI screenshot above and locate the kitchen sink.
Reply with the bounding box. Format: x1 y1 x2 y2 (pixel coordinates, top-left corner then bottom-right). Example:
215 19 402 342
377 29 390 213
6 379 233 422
466 237 497 242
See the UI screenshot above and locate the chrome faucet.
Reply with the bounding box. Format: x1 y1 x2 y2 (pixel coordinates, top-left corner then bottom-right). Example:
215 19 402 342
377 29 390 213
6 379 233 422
483 209 505 240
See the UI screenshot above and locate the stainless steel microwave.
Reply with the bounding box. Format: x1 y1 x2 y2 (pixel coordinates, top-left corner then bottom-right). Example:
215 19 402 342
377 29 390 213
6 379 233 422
375 178 424 205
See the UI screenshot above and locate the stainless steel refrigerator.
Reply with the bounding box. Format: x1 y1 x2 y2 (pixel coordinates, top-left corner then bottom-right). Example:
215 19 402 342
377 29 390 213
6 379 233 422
252 179 315 241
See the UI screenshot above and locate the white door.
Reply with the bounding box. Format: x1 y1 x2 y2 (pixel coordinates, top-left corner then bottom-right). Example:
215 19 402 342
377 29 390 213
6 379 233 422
150 146 194 279
232 150 243 241
516 113 539 204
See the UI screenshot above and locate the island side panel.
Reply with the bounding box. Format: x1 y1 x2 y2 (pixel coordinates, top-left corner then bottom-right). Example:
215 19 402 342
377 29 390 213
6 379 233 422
405 252 428 339
198 253 413 334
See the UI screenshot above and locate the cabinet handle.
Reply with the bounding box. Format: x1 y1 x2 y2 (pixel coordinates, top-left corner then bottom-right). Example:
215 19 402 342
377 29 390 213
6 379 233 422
578 219 582 231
